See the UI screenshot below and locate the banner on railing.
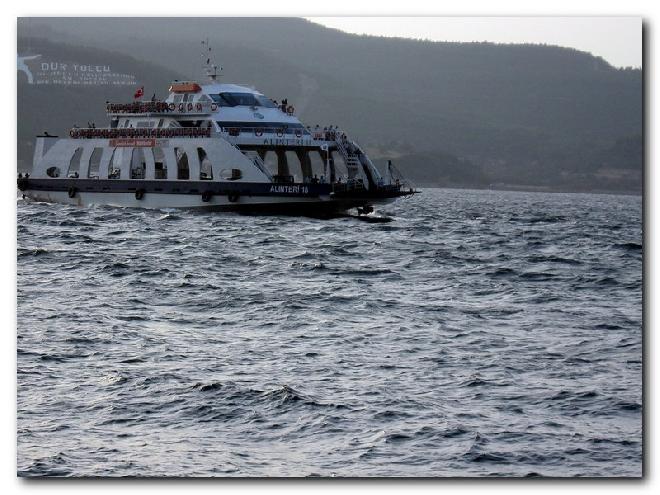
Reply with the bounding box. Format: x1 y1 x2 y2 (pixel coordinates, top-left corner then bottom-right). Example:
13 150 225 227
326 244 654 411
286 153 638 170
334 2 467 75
109 138 156 148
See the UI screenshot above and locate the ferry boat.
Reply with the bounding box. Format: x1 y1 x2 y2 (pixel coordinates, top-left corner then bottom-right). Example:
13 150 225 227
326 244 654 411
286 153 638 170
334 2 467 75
18 52 416 215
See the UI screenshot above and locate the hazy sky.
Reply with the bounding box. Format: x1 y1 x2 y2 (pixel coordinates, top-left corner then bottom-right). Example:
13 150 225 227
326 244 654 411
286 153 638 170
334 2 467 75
307 17 642 68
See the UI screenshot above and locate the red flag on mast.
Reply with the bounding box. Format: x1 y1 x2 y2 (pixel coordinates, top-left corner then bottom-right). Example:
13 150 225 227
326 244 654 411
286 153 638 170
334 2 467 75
134 86 144 99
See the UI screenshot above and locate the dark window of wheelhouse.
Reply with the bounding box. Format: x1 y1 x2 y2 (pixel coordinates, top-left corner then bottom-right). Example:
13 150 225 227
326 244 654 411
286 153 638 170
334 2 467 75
210 93 276 108
175 147 190 180
67 147 83 177
209 94 233 107
88 148 103 178
198 148 213 180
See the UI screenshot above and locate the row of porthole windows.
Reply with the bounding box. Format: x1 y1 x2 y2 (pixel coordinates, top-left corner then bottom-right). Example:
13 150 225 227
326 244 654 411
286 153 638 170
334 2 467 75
48 147 240 181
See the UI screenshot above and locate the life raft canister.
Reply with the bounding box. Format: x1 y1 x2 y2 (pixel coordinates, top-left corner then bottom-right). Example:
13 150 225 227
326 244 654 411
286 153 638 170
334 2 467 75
211 103 218 112
168 103 176 111
254 129 263 137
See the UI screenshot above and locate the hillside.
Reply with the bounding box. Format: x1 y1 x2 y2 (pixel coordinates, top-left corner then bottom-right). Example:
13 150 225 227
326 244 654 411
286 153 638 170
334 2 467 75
17 18 643 193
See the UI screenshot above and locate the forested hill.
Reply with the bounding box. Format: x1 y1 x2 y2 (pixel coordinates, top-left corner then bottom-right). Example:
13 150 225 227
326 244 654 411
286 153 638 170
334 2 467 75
17 18 642 193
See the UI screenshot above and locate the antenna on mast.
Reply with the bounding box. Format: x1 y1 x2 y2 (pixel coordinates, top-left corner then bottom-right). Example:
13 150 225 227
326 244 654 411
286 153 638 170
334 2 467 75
201 38 221 82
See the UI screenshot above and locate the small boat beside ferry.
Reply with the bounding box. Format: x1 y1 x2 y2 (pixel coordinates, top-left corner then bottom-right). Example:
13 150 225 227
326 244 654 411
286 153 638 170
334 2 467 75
18 50 416 215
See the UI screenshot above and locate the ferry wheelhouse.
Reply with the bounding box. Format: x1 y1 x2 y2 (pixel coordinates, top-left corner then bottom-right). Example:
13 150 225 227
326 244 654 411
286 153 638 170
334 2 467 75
18 65 415 215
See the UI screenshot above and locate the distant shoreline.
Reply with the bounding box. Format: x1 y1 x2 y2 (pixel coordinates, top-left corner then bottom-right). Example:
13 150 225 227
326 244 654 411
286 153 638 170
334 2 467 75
415 183 642 197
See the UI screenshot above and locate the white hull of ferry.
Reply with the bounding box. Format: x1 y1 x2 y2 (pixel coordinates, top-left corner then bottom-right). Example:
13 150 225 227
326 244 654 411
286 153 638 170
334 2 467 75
21 189 337 211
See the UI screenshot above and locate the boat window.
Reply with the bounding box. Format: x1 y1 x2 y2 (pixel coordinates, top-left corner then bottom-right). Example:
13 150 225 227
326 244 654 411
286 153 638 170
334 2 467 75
219 168 242 180
198 94 211 102
174 147 190 180
168 121 181 128
153 148 166 179
210 93 276 108
209 94 232 107
136 121 155 128
157 119 164 128
173 94 183 103
130 148 146 179
107 148 119 179
67 147 83 178
88 148 103 178
215 121 305 131
198 148 213 180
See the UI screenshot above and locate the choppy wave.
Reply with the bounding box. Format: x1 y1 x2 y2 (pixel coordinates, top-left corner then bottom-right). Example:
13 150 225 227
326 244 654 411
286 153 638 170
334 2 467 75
17 188 642 477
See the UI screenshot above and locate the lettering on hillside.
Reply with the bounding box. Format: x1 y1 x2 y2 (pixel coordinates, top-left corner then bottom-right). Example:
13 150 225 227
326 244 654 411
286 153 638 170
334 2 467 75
18 54 137 86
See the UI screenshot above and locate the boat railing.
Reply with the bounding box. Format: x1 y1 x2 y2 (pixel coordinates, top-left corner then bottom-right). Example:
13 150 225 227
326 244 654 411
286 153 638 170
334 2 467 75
106 101 215 115
69 127 213 139
220 126 311 138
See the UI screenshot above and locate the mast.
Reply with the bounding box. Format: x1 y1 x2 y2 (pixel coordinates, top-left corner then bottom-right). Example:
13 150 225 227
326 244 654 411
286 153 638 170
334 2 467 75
201 38 221 82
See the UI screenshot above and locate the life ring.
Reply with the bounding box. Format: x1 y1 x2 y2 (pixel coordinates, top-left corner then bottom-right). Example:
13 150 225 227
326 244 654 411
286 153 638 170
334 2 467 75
69 129 77 138
286 105 294 115
178 103 185 112
211 103 218 112
276 129 284 137
195 103 202 112
135 189 145 200
67 187 77 198
228 192 239 203
187 103 194 111
201 190 213 203
255 129 263 137
168 103 175 111
295 129 302 138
